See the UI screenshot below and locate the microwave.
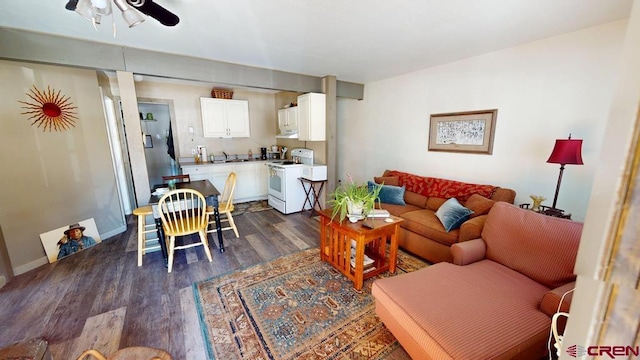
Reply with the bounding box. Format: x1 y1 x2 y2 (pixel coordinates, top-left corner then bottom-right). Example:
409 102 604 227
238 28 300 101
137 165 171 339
301 165 327 181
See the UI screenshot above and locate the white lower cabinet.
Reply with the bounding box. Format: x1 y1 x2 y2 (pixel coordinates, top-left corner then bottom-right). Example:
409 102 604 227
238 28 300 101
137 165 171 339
182 162 268 203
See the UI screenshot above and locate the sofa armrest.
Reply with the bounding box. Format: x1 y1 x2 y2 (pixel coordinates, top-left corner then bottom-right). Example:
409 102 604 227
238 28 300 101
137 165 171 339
540 281 576 317
458 215 487 242
451 238 486 265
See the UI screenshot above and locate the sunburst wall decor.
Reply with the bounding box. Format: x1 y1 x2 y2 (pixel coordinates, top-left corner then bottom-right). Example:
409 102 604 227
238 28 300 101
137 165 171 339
19 85 78 132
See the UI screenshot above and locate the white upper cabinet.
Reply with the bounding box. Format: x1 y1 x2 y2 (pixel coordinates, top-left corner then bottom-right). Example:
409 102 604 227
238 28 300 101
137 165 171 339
277 107 299 138
297 93 326 141
201 98 250 138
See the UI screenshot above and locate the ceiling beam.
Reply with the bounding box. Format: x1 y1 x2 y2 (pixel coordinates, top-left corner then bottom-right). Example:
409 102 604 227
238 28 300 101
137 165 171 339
0 27 364 99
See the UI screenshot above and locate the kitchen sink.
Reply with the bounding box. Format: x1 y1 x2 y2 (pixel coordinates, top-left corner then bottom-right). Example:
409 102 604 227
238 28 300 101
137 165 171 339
225 159 249 163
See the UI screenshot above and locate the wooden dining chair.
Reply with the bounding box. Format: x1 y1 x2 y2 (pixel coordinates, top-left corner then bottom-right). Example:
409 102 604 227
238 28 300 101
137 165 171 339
157 188 212 273
76 347 172 360
206 172 239 238
162 174 191 183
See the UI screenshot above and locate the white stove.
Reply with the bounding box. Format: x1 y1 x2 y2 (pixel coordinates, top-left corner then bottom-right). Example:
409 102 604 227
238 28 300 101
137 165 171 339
266 148 327 214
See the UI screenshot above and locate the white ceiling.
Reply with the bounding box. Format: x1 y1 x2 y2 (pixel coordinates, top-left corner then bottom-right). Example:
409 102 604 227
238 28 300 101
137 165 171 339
0 0 633 84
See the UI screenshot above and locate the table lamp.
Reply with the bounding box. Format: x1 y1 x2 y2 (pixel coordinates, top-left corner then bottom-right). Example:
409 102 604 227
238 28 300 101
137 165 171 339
545 134 583 216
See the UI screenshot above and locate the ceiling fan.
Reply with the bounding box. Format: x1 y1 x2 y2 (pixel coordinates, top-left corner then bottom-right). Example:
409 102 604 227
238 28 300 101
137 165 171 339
65 0 179 29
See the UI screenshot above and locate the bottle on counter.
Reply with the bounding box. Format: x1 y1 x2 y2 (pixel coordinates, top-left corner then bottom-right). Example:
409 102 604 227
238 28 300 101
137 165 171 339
247 149 253 160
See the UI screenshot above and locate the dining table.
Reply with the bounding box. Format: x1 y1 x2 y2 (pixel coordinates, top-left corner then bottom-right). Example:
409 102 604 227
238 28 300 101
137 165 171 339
148 179 225 263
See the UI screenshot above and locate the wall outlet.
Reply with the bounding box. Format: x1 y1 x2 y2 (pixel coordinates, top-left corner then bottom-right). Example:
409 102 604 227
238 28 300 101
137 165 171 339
188 126 194 134
191 148 196 155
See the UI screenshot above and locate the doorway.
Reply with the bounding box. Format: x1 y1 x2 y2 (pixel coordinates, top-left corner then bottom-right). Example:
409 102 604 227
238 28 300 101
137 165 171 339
137 98 179 189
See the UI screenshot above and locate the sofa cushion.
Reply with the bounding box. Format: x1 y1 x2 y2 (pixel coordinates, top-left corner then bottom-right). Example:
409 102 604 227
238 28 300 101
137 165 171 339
374 176 399 186
464 193 496 218
482 202 583 288
400 209 459 245
403 191 428 208
380 203 423 217
372 260 551 359
426 197 447 211
368 181 406 205
435 198 473 232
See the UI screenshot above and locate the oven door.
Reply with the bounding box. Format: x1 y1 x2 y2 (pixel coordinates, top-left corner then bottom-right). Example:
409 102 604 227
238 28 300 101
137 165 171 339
267 165 286 200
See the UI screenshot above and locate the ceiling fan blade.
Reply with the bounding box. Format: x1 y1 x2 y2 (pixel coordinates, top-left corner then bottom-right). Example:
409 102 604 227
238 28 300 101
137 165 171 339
127 0 179 26
65 0 79 10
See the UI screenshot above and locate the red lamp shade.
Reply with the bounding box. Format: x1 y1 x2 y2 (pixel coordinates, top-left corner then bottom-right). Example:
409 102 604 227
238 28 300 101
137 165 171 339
546 138 583 165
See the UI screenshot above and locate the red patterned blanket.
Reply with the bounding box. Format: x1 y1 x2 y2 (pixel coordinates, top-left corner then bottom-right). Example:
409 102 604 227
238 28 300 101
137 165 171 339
385 170 495 202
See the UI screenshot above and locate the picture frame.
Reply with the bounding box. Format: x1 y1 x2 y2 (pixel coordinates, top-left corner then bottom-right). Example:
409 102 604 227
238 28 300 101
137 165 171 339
40 218 102 263
144 134 153 148
428 109 497 154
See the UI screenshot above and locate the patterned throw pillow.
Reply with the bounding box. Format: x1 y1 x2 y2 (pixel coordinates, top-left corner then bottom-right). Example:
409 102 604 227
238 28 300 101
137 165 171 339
368 181 406 205
435 197 473 232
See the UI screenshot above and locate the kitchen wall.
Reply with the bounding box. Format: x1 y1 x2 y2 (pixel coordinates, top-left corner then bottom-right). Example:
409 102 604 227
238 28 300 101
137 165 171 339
0 61 125 273
337 20 627 222
124 80 279 162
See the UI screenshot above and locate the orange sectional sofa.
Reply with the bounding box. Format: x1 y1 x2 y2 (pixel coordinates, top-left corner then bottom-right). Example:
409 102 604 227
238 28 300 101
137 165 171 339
372 202 583 359
374 170 516 263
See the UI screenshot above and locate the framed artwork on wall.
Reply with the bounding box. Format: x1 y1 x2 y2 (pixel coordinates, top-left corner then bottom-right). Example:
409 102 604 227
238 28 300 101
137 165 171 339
428 109 498 154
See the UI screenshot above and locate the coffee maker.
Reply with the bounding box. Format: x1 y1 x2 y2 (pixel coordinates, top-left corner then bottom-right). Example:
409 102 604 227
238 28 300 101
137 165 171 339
260 147 267 160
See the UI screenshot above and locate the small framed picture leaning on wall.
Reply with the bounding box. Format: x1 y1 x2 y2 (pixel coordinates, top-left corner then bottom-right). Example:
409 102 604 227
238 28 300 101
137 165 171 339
428 109 497 154
40 218 102 263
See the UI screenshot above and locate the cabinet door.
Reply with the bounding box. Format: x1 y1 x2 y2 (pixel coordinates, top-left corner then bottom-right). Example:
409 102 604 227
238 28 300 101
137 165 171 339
234 163 257 202
201 98 228 137
298 93 326 141
209 165 235 199
285 107 298 132
226 100 250 137
257 163 269 197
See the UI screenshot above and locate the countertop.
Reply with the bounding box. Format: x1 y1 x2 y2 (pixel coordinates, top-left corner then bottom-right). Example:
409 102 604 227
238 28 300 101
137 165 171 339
180 159 274 167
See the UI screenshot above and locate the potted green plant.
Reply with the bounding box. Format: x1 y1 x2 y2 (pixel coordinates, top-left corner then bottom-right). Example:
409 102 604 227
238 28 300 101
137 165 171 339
328 175 383 222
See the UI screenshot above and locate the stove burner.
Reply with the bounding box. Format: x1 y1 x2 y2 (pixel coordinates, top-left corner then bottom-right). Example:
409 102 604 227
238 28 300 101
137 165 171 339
281 161 295 165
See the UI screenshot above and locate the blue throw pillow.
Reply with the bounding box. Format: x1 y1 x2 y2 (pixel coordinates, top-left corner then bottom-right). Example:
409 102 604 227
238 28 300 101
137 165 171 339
368 181 406 205
435 197 473 232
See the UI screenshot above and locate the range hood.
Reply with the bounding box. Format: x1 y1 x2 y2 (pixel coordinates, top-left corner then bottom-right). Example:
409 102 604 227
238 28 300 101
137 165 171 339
276 131 298 139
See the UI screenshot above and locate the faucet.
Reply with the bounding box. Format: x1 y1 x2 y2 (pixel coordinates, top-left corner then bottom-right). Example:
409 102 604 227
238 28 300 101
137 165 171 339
223 151 228 160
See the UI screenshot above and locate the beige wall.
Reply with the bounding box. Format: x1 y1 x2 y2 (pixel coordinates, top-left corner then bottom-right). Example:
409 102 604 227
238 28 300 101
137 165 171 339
338 20 627 222
128 81 279 161
0 61 124 273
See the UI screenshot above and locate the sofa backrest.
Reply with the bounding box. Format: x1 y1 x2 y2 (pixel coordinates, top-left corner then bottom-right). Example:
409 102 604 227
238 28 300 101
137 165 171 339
380 170 516 208
482 202 583 288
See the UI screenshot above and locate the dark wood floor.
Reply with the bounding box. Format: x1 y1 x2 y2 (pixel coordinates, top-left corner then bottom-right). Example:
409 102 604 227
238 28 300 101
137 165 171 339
0 208 322 359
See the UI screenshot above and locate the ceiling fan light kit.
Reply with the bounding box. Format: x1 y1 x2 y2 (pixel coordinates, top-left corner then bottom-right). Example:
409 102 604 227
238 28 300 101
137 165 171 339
65 0 179 32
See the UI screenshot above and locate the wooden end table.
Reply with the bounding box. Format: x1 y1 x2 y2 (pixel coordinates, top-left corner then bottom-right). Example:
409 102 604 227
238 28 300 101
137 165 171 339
318 208 403 290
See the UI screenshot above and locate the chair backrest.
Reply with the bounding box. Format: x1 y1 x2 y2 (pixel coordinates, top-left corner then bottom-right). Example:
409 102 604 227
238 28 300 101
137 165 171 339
220 172 237 208
482 202 583 288
157 188 207 236
162 174 191 183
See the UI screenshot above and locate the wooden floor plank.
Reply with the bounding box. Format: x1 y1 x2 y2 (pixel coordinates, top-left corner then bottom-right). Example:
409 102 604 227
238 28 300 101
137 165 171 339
0 208 322 359
71 306 127 359
179 286 207 360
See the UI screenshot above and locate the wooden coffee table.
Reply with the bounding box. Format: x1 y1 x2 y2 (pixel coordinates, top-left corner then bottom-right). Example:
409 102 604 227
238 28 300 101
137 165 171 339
318 208 403 290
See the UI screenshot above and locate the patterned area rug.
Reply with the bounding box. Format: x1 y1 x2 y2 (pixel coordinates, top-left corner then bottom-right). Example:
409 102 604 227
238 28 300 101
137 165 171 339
231 200 272 216
193 247 428 359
